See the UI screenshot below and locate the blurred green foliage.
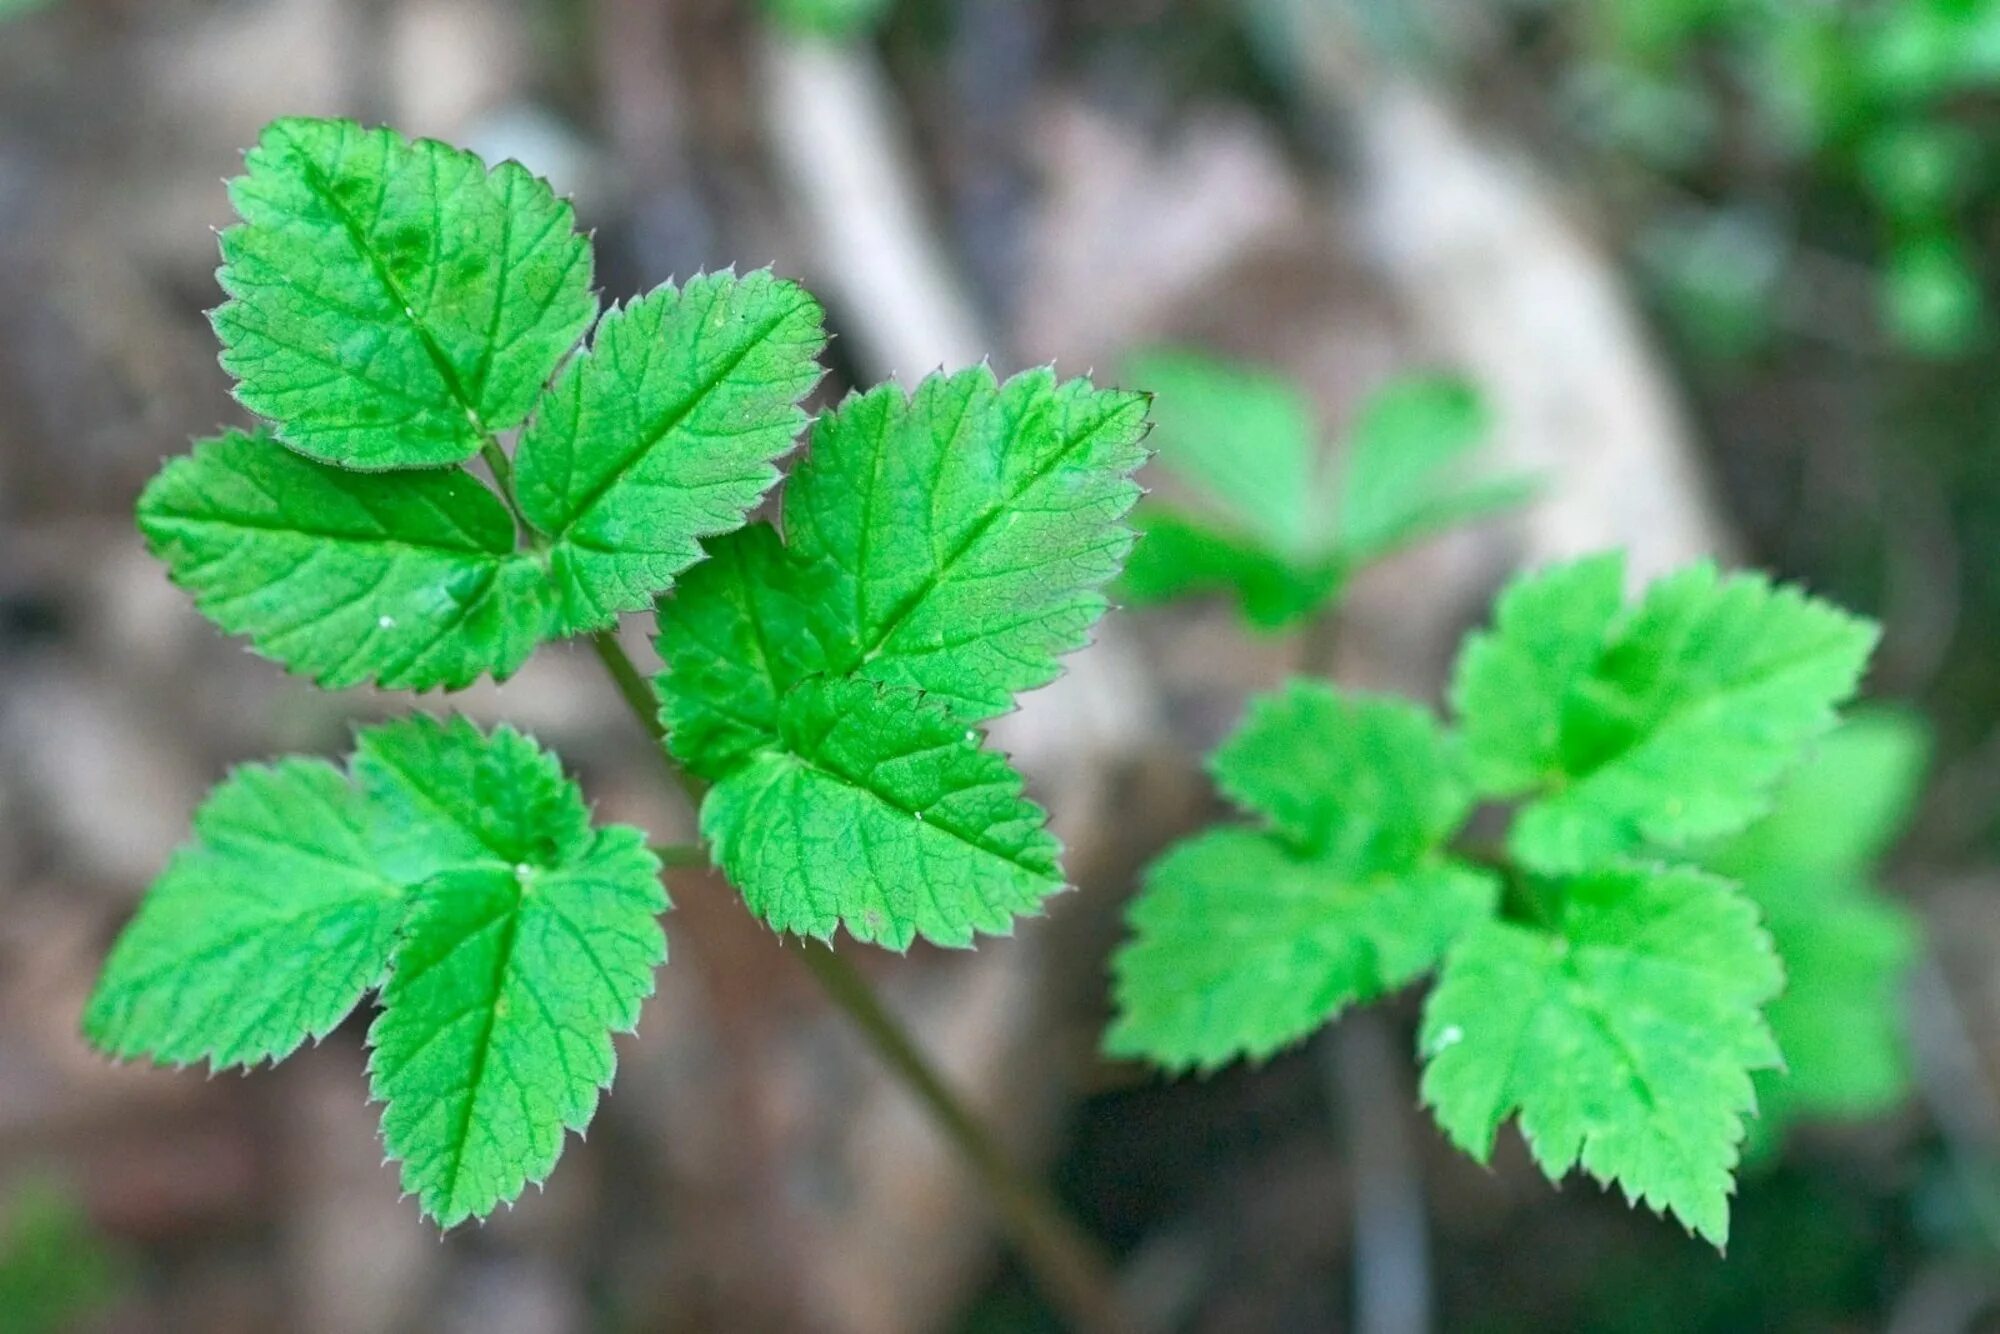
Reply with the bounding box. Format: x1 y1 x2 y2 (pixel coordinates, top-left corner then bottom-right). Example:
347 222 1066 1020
762 0 892 40
1584 0 2000 359
1702 708 1930 1155
0 1179 121 1334
1120 351 1531 629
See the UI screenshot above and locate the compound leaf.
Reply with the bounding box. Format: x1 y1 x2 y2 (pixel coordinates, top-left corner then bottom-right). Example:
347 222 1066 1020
1420 865 1783 1247
87 716 666 1228
1108 684 1492 1069
1119 354 1522 629
356 716 666 1226
215 117 596 470
83 758 405 1069
1455 555 1879 870
139 430 552 691
783 365 1150 718
514 270 827 633
1108 829 1496 1070
701 675 1063 950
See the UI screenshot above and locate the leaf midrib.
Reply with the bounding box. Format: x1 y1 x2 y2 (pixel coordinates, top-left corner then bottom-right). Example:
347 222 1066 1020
534 291 805 542
839 388 1136 678
774 747 1061 884
284 125 491 441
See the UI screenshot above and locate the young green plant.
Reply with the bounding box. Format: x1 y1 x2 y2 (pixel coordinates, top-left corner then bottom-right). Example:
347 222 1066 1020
81 116 1149 1330
1107 371 1909 1244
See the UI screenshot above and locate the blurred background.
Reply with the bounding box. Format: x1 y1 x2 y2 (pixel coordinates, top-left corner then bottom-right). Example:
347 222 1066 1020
5 0 2000 1330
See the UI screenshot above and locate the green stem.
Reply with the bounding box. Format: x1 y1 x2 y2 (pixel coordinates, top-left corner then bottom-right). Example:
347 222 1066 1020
798 946 1137 1334
650 842 707 868
480 439 537 537
585 631 1133 1334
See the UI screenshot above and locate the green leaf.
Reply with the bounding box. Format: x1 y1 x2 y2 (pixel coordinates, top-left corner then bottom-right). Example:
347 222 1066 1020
349 713 594 880
83 757 406 1068
1707 706 1930 880
1420 865 1783 1247
1708 712 1928 1149
783 366 1151 717
514 270 827 633
1453 554 1879 869
138 430 552 691
654 365 1151 771
1120 513 1342 630
87 717 666 1227
653 524 840 781
369 841 663 1226
1335 375 1533 563
1124 349 1320 558
1108 684 1493 1069
215 117 595 470
1108 829 1496 1070
1209 682 1472 864
1746 870 1917 1147
354 717 666 1226
1118 353 1523 629
1452 552 1627 796
701 675 1063 950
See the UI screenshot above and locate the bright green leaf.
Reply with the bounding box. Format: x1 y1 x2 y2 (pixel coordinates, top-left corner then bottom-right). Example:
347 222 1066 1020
653 524 839 781
1453 552 1627 796
514 270 827 633
1453 554 1879 869
1746 869 1918 1149
83 758 406 1068
654 365 1150 768
701 675 1063 950
350 714 593 880
784 366 1151 717
1709 712 1928 1150
354 717 666 1226
138 430 552 691
1420 865 1783 1247
1108 684 1492 1069
1209 682 1472 864
87 717 666 1227
215 117 595 470
369 837 663 1227
1707 706 1930 880
1108 829 1496 1070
